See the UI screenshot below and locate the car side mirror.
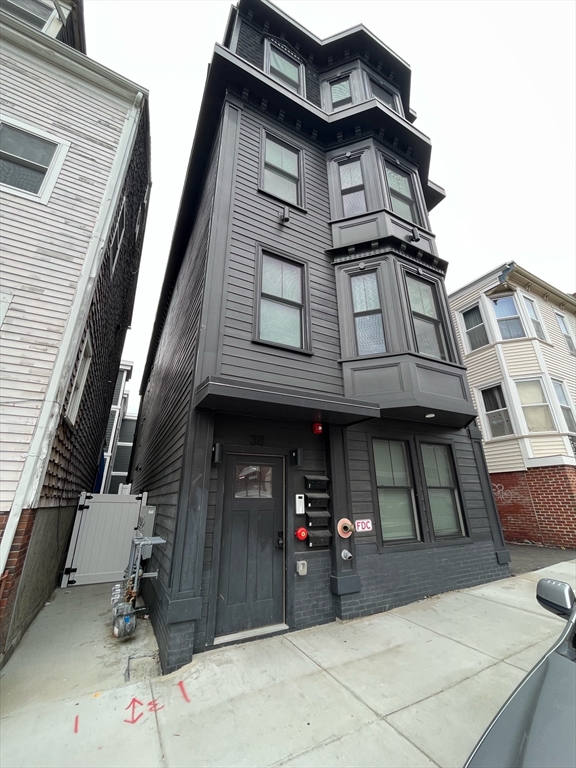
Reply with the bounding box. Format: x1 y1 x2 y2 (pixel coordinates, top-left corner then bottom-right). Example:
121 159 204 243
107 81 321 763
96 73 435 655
536 578 576 617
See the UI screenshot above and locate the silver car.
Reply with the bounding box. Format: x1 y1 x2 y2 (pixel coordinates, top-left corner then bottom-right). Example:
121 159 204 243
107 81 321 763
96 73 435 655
465 578 576 768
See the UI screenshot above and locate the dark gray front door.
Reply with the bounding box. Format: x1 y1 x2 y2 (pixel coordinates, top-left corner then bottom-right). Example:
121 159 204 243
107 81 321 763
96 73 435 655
215 455 284 636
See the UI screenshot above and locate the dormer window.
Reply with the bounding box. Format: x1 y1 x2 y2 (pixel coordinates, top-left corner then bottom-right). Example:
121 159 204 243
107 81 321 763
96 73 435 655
2 0 54 30
265 40 305 96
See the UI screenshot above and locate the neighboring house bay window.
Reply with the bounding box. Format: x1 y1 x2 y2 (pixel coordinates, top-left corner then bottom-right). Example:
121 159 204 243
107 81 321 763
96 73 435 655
257 252 310 351
2 0 53 29
552 380 576 433
481 385 514 437
555 312 576 354
462 305 489 351
406 275 448 360
0 117 69 203
350 272 386 355
491 296 525 339
516 379 556 432
421 443 465 538
523 297 546 341
373 440 420 543
261 133 302 206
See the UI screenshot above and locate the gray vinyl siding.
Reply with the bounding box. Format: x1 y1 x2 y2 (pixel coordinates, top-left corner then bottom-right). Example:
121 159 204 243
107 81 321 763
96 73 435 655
131 123 222 588
220 104 344 395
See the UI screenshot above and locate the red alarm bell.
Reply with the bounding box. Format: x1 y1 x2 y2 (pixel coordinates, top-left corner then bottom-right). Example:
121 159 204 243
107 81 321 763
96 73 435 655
295 527 308 541
312 422 323 435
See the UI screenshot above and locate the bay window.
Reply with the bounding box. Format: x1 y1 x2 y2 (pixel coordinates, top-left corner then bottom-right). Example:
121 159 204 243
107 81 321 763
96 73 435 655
491 296 525 340
406 275 448 360
516 379 556 432
383 160 421 225
480 385 514 437
338 158 367 217
350 271 386 355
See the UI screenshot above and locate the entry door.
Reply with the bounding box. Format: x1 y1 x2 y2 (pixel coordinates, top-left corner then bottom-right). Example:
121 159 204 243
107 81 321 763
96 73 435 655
215 455 284 637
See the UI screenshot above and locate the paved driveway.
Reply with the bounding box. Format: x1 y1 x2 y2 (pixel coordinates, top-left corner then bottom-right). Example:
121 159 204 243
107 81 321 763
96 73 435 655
1 559 575 768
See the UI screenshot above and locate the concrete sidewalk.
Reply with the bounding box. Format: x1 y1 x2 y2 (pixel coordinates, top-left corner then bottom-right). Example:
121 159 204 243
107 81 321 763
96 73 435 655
1 559 575 768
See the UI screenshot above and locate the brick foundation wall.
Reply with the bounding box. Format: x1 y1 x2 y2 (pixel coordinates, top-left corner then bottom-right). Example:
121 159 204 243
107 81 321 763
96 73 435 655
491 466 576 548
0 509 35 655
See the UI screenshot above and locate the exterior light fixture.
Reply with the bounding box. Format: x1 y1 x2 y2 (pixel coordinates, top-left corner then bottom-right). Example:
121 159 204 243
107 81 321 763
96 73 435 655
425 413 436 419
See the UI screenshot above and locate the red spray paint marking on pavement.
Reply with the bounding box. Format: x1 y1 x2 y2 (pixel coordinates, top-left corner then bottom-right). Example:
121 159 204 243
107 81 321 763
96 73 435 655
73 715 79 734
177 680 190 703
124 698 144 724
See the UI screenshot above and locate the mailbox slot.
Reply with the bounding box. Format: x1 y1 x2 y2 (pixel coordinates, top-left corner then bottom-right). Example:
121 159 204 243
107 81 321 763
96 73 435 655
307 529 332 548
304 475 329 491
306 509 331 528
304 492 330 509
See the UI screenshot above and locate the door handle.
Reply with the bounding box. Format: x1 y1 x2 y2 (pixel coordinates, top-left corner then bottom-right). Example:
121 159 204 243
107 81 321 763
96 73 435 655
276 532 284 549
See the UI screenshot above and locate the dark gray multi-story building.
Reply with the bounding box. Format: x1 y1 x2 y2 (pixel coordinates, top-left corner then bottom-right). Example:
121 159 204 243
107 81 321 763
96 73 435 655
130 0 509 673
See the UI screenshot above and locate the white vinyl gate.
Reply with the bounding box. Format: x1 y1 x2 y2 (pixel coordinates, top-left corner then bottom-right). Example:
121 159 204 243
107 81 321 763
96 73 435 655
61 492 147 587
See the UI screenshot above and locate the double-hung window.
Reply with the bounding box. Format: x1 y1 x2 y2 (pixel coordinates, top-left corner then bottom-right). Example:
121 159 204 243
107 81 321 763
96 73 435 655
369 79 397 111
555 313 576 353
491 296 525 340
523 297 546 340
552 381 576 433
462 305 489 351
3 0 53 29
350 272 386 355
66 333 93 426
258 253 308 350
267 44 302 94
338 158 367 217
262 134 301 206
383 160 421 225
481 385 514 437
330 77 352 110
373 440 420 542
516 379 556 432
406 275 448 360
421 444 465 538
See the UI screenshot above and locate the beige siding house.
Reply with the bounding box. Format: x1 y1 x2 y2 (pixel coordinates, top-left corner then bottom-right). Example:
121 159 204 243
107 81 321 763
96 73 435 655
449 263 576 548
0 1 150 663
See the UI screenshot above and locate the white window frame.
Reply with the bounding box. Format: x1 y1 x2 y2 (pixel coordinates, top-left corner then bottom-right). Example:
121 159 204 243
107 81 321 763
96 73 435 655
263 39 306 98
490 293 526 341
521 294 547 342
552 379 576 434
555 311 576 354
515 376 558 434
66 333 93 426
460 301 491 353
477 382 516 439
0 113 69 204
2 0 58 32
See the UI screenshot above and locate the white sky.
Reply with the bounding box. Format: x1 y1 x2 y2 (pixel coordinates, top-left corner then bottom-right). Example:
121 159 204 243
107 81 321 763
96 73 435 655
83 0 576 413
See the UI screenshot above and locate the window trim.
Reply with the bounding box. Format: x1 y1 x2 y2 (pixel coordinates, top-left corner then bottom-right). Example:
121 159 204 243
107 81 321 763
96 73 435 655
252 245 312 354
478 382 515 439
263 38 306 98
460 302 490 353
0 113 70 204
258 128 306 211
66 332 93 426
552 379 576 433
402 267 452 362
555 311 576 354
515 376 558 434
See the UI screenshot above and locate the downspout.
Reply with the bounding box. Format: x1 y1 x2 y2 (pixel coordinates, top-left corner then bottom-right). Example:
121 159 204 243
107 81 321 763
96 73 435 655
0 91 145 576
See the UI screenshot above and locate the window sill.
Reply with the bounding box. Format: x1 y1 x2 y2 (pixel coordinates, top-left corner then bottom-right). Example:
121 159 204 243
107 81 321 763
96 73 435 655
252 337 313 356
257 187 307 214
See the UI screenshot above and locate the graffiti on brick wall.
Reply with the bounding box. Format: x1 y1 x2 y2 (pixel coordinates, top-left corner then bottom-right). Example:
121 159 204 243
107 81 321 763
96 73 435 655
492 483 516 504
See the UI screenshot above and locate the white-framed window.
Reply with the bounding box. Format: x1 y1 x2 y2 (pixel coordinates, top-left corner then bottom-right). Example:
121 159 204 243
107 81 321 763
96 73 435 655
0 114 69 204
0 291 13 326
264 39 305 97
110 197 126 275
2 0 56 30
480 384 514 438
552 380 576 433
555 312 576 354
523 297 546 341
461 304 489 351
66 333 93 426
516 378 557 433
491 295 525 340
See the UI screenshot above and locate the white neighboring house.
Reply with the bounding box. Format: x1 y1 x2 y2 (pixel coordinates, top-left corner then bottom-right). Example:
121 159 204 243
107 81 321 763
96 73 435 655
0 0 150 663
449 263 576 548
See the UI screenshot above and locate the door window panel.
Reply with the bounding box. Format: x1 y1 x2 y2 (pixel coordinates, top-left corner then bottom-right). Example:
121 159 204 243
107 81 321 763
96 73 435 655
421 444 464 538
235 465 273 498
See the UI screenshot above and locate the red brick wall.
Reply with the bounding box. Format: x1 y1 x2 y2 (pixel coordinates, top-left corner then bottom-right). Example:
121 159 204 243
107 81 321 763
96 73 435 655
0 509 35 653
491 466 576 548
